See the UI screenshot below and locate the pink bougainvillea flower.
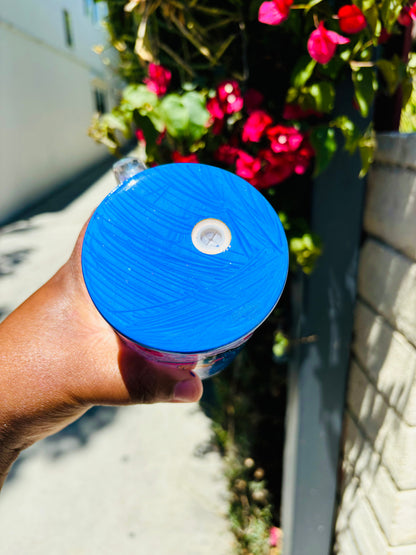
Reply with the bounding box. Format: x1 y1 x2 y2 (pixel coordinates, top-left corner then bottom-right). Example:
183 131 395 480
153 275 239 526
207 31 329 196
144 63 172 97
217 80 244 114
171 151 199 163
258 0 293 26
269 526 282 548
244 89 264 114
207 97 226 134
410 2 416 20
267 124 304 153
242 110 273 142
292 141 315 174
214 144 241 165
207 80 243 132
207 96 224 119
337 5 367 34
235 151 262 183
307 22 350 64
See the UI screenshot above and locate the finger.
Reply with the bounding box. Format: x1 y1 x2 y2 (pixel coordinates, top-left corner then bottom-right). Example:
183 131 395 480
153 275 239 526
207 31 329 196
117 342 203 404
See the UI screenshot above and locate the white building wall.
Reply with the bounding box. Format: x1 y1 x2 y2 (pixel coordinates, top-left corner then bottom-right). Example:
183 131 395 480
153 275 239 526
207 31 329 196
0 0 118 223
334 133 416 554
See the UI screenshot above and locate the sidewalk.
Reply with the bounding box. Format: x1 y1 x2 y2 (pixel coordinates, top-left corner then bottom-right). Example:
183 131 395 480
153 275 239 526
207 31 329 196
0 166 234 554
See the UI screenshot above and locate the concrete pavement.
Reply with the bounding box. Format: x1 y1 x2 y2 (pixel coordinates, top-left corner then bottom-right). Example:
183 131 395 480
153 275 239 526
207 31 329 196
0 165 235 554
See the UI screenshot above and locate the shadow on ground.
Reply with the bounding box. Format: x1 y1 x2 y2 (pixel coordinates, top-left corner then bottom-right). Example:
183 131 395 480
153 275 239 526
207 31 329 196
7 406 119 483
0 249 32 277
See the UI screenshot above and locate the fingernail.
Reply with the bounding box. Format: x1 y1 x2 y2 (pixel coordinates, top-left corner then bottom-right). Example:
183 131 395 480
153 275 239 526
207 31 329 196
173 379 197 402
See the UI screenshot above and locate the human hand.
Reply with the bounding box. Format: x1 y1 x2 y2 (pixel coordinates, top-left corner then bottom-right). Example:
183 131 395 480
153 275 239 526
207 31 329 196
0 221 203 485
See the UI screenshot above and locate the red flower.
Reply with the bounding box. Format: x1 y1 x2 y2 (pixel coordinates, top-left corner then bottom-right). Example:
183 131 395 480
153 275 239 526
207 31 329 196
378 28 391 44
214 144 241 165
242 110 273 142
337 5 367 33
235 151 262 183
217 80 244 114
244 89 264 114
398 6 411 25
156 129 166 145
251 134 314 188
135 129 146 144
307 22 350 64
257 150 294 188
399 3 416 25
171 151 199 163
258 0 293 25
267 125 304 153
144 63 171 97
283 103 323 120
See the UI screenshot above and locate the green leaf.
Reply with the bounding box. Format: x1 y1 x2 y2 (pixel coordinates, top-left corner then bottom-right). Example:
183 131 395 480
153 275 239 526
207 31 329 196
101 110 131 136
363 4 381 37
360 0 377 11
273 332 290 359
359 47 373 62
358 126 376 177
380 0 403 32
377 58 401 95
145 107 166 133
307 82 336 113
122 84 158 112
340 48 352 62
286 87 299 105
358 142 374 177
277 211 290 231
304 0 324 13
158 94 190 138
289 233 322 274
309 125 337 175
181 91 210 142
332 115 361 153
292 56 317 88
351 65 378 117
289 82 335 114
401 74 413 108
318 55 346 80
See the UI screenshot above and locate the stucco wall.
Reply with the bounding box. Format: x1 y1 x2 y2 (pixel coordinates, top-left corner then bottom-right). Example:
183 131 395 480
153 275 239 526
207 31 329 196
334 134 416 554
0 1 118 223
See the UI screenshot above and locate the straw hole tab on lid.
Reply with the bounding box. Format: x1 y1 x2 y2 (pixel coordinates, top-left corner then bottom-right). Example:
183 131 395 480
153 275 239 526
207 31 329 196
191 218 231 255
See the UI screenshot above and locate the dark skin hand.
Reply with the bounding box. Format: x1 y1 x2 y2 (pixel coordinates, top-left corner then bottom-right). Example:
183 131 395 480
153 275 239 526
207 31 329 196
0 222 203 489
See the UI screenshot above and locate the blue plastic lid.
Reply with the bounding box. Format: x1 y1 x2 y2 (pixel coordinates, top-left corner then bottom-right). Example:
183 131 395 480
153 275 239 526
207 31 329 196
81 163 288 353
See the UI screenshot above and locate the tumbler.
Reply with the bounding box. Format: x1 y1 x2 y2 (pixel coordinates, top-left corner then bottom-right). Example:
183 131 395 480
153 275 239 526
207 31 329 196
81 159 288 378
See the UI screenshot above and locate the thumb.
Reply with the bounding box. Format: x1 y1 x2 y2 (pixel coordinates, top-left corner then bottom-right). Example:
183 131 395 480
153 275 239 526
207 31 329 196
117 342 204 405
172 373 203 403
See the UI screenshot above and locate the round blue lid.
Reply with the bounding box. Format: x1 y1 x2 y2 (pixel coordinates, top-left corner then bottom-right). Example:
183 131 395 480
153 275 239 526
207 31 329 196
81 163 288 353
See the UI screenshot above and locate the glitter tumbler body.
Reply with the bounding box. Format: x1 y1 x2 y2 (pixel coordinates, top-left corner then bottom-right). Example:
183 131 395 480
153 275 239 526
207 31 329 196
81 162 288 378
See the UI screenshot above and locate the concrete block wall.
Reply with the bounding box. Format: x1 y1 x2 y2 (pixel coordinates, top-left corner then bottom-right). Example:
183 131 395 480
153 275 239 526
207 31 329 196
334 133 416 554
